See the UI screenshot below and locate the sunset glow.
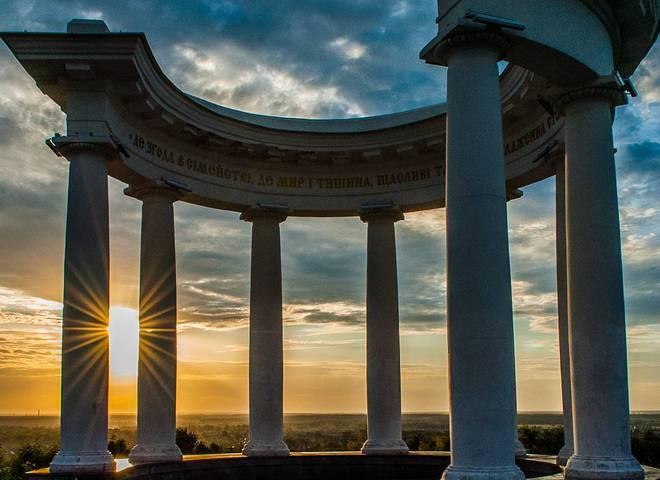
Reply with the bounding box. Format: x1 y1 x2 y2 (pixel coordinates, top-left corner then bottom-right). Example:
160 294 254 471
0 2 659 418
109 307 139 378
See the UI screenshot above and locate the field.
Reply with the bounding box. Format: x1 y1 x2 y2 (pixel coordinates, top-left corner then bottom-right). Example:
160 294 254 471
1 413 659 479
1 412 659 454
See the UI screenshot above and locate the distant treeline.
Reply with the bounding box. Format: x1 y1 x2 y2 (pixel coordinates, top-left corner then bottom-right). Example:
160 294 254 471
1 425 659 480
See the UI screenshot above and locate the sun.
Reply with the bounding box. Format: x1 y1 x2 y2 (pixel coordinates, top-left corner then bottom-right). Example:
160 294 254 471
109 307 140 378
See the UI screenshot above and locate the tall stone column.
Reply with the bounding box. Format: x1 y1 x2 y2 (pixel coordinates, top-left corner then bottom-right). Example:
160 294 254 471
554 159 574 467
241 208 290 457
360 208 409 456
126 183 183 464
558 89 643 480
441 32 524 480
50 143 116 473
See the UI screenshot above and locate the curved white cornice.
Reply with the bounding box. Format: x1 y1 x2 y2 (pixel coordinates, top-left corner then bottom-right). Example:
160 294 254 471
2 5 655 216
0 29 568 215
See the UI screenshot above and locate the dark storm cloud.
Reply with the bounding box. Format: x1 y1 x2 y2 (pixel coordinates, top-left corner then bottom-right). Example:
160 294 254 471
281 218 365 305
620 141 660 174
295 310 363 327
0 115 21 146
623 262 660 323
0 0 446 330
170 206 252 327
396 222 446 329
0 178 66 292
0 0 658 340
0 0 444 117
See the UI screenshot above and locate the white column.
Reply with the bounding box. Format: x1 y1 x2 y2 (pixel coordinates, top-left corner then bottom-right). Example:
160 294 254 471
555 159 574 467
560 90 643 480
442 33 524 480
360 208 409 455
241 208 290 457
50 144 116 473
127 184 183 464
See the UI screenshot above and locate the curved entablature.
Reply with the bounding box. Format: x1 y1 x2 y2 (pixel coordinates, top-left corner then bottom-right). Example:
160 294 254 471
0 27 565 216
1 2 658 217
425 0 659 84
2 8 658 478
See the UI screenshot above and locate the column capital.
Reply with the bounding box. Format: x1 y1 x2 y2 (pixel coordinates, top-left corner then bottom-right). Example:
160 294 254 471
124 181 184 202
553 85 626 115
359 206 404 224
240 206 288 223
46 135 118 161
421 30 510 66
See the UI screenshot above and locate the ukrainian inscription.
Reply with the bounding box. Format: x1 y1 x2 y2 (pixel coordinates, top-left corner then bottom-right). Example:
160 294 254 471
128 133 443 191
504 114 561 156
127 111 560 195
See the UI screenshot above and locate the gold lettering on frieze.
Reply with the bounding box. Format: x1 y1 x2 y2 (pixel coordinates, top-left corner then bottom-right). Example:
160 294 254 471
128 132 443 191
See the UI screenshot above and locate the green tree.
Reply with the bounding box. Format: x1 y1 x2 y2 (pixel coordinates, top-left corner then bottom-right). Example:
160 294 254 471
517 426 564 455
176 428 198 454
9 444 58 479
194 442 211 454
0 448 12 480
108 439 128 457
631 427 660 468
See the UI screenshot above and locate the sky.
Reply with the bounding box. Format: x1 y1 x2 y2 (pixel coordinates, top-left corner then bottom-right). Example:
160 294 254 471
0 1 658 416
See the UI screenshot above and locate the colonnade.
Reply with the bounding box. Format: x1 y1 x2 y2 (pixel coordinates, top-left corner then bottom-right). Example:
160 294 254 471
48 33 642 480
432 31 642 480
47 153 413 472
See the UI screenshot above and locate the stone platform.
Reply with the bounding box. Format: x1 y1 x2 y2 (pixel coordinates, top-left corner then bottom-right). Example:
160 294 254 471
27 452 570 480
28 452 660 480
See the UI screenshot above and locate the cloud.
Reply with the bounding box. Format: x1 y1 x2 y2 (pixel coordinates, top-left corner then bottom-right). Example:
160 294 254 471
329 37 368 61
0 0 446 117
170 43 366 118
0 1 658 412
0 287 61 370
632 42 660 102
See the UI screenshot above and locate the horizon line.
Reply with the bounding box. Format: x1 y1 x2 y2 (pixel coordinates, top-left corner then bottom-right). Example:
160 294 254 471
2 410 660 417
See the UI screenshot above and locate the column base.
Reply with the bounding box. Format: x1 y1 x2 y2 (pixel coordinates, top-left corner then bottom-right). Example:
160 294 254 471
515 439 527 458
557 445 573 466
49 451 116 473
564 454 644 480
242 440 290 457
128 444 183 465
361 439 409 455
441 464 525 480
